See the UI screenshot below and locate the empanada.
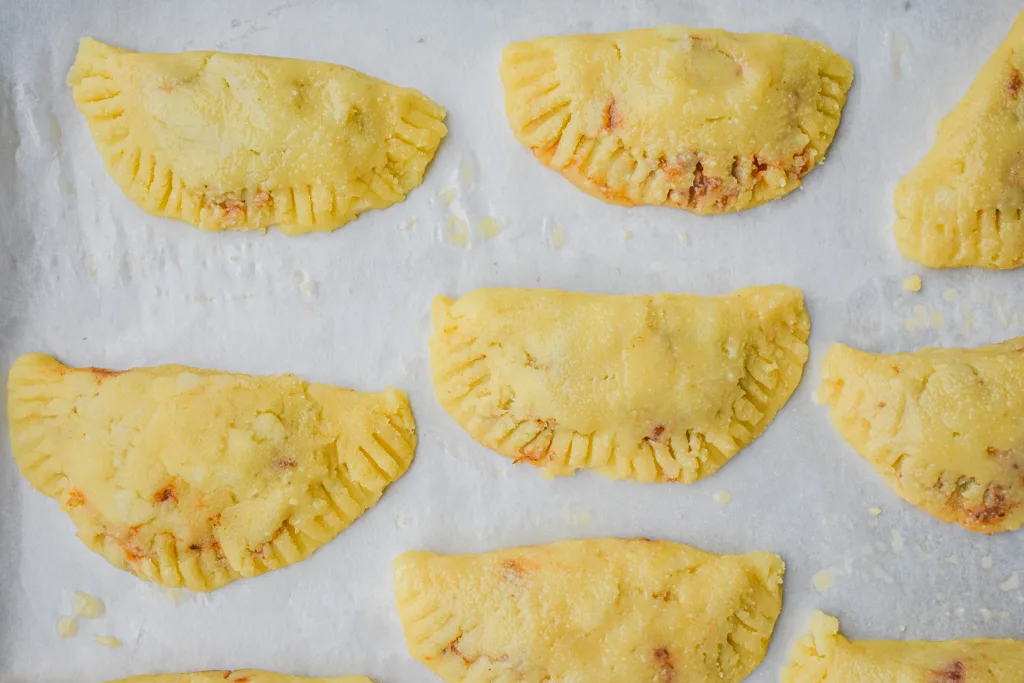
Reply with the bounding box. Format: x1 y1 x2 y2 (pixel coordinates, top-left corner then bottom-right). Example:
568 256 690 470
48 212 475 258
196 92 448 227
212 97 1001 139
429 286 809 483
819 339 1024 533
895 12 1024 269
110 673 370 683
7 353 416 590
394 538 784 683
500 26 852 213
784 611 1024 683
67 38 446 234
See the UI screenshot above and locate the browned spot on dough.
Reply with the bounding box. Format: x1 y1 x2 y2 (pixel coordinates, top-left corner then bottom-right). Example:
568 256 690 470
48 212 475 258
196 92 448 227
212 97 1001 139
153 482 178 504
603 98 623 131
90 366 123 379
963 484 1015 528
878 401 887 408
274 458 298 469
930 661 966 683
653 647 675 682
65 488 86 508
205 196 246 226
234 678 250 683
1008 67 1022 99
891 363 902 374
688 162 722 208
650 424 666 441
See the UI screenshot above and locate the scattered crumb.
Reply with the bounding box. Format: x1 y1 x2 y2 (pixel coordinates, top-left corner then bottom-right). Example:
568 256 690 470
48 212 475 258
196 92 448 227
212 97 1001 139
930 309 943 328
445 213 470 246
868 507 882 516
678 233 691 245
980 607 993 622
999 572 1019 592
914 304 927 326
943 288 957 302
460 155 475 189
399 217 416 231
954 606 965 618
962 301 975 334
981 556 994 569
712 490 732 504
623 230 633 241
57 616 78 638
73 592 105 619
890 530 904 553
394 516 408 529
901 275 922 292
438 186 457 205
812 569 837 593
297 270 317 296
479 216 503 238
810 390 821 404
544 218 565 249
872 565 895 584
93 635 122 648
560 507 592 526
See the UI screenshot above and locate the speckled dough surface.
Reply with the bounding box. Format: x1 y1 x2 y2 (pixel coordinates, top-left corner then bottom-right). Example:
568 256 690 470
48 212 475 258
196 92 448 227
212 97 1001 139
784 612 1024 683
501 26 853 213
819 338 1024 533
394 538 785 683
67 38 447 234
895 11 1024 269
6 353 417 591
429 286 810 483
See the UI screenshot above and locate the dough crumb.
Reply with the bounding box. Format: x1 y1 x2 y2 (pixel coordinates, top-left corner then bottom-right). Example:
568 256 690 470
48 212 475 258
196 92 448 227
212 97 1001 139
399 217 416 231
930 309 943 329
460 155 475 190
981 556 994 569
73 592 105 619
479 216 503 238
445 213 470 246
394 516 408 529
980 607 993 622
812 569 836 593
999 571 1019 592
943 288 957 301
678 232 690 245
712 490 732 504
890 529 903 553
57 616 78 638
623 230 633 241
954 606 965 618
868 507 882 516
560 507 592 526
93 635 122 648
550 225 565 249
438 186 458 205
872 565 895 584
901 275 922 292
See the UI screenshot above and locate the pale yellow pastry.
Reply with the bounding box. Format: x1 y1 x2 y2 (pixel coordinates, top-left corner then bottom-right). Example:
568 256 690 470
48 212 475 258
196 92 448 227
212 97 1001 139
429 286 809 483
394 538 785 683
67 38 446 234
500 26 853 213
784 611 1024 683
7 353 416 590
895 12 1024 269
110 672 371 683
819 338 1024 533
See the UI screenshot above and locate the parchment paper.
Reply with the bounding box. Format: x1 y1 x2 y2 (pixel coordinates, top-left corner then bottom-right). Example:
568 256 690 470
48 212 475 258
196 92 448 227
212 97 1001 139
1 1 1022 681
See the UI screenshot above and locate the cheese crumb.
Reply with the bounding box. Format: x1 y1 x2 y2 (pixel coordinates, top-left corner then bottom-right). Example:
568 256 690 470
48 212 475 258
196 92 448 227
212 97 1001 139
981 556 994 569
57 616 78 638
93 635 122 648
901 275 922 292
999 572 1019 592
73 592 105 619
712 490 732 504
812 569 836 593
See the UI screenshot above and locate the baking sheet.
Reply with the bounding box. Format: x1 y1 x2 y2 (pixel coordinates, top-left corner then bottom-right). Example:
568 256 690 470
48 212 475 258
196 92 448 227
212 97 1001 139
1 0 1022 680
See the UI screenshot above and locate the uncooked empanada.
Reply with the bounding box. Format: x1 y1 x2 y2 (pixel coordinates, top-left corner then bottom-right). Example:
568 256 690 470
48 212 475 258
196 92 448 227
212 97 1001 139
895 12 1024 269
430 286 809 483
110 673 370 683
7 353 416 590
394 538 784 683
501 26 853 213
67 38 446 234
819 338 1024 533
784 611 1024 683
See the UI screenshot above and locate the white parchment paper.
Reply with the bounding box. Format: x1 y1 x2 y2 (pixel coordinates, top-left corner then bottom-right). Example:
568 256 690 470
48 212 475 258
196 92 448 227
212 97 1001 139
1 1 1022 681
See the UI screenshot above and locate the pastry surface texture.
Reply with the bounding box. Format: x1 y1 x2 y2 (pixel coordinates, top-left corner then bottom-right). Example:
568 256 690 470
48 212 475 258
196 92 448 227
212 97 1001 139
429 286 810 483
67 38 446 234
819 338 1024 533
111 673 370 683
394 538 785 683
500 26 853 213
784 611 1024 683
895 12 1024 269
7 353 416 591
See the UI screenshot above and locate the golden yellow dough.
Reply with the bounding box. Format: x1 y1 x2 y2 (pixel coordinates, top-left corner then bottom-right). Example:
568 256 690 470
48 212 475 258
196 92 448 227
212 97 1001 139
500 26 853 214
895 12 1024 269
394 538 785 683
109 673 371 683
429 286 809 483
784 611 1024 683
7 353 416 591
67 38 446 234
819 339 1024 534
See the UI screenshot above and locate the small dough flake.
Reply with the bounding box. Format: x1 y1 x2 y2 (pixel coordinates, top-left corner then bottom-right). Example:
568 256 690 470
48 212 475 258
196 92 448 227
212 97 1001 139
93 635 122 648
783 611 1024 683
7 353 417 591
394 538 785 683
901 275 922 292
429 286 810 483
73 591 105 619
67 38 446 234
713 489 733 504
57 616 78 638
501 26 853 214
894 12 1024 269
819 339 1024 533
812 569 836 594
